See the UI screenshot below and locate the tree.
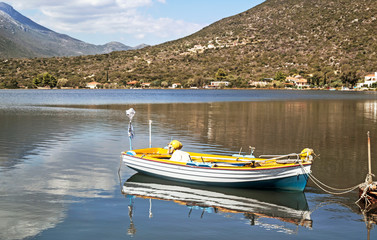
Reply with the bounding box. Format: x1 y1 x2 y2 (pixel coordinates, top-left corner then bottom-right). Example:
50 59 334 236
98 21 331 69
161 81 169 88
274 71 286 82
215 68 228 81
0 78 18 89
7 78 18 89
57 78 68 88
32 76 42 87
151 79 161 87
309 73 321 86
33 72 57 88
340 70 359 87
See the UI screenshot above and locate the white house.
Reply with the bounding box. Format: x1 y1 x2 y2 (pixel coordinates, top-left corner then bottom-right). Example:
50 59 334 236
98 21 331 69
296 79 310 88
141 82 151 88
249 78 272 87
86 81 100 89
188 45 205 53
171 83 182 88
210 81 230 88
286 75 309 88
357 72 377 88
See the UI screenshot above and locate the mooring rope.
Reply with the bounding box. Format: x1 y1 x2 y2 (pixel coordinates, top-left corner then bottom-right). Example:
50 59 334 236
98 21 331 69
299 163 360 195
355 174 376 207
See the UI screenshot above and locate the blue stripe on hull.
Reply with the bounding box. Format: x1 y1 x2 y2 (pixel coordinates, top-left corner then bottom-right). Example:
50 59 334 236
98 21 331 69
130 167 309 191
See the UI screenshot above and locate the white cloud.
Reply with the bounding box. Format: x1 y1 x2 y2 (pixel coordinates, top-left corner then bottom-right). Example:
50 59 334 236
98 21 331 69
115 0 153 8
4 0 204 45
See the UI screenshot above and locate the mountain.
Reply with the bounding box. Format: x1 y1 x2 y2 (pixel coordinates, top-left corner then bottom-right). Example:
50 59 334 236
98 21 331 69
0 2 136 58
1 0 376 88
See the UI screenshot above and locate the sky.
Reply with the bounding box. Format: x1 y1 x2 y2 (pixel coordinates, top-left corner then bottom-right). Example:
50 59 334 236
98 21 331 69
4 0 264 47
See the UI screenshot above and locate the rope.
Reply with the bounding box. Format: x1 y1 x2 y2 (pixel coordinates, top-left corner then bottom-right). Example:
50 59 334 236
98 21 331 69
299 163 360 195
309 171 360 191
355 182 376 208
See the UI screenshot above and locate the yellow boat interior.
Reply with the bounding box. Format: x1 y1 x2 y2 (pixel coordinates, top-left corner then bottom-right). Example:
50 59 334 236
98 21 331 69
122 142 313 169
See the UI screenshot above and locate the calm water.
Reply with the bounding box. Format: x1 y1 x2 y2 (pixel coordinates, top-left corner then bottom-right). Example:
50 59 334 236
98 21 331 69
1 89 377 240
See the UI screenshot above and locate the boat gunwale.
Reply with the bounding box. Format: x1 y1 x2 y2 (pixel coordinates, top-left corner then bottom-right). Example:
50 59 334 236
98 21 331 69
122 152 312 171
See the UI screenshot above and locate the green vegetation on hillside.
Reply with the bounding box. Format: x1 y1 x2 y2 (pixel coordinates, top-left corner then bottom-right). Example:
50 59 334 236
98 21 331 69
0 0 376 89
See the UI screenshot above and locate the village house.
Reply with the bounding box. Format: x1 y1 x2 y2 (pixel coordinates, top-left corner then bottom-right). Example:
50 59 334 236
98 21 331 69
356 72 377 88
286 75 309 88
141 82 151 88
188 45 205 53
284 82 294 88
171 83 182 88
249 78 273 87
210 81 230 88
296 79 309 88
286 76 298 82
127 81 139 86
86 81 100 89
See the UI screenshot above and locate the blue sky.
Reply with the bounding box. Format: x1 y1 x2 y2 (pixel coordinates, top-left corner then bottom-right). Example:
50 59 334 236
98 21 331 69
5 0 264 47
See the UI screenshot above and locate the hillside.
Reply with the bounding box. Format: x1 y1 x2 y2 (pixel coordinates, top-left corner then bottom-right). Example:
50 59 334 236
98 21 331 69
1 0 376 88
0 2 134 58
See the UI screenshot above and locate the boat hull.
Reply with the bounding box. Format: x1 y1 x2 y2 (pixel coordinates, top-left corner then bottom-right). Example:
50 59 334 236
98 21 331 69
122 154 311 191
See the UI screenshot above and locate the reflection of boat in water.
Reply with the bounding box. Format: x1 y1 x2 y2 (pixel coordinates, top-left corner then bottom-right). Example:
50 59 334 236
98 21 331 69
122 173 312 235
357 202 377 240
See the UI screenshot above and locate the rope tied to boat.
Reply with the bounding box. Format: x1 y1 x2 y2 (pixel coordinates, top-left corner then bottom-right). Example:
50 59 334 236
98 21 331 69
365 173 375 182
355 173 377 209
260 148 318 163
298 162 361 195
357 183 374 207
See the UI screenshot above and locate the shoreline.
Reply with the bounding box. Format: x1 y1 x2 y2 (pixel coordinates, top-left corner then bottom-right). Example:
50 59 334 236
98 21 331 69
0 87 375 92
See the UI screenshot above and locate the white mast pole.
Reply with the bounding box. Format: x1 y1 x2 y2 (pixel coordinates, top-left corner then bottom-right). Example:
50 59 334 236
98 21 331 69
367 131 373 184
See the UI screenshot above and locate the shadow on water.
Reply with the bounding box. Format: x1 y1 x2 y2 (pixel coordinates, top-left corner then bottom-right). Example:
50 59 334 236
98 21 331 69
121 173 312 236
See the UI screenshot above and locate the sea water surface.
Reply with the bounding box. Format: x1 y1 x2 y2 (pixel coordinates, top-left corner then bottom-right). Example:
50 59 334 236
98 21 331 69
0 89 377 240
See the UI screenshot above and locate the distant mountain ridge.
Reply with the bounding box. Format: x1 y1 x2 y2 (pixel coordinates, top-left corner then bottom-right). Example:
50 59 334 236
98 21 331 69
0 2 49 31
0 2 145 58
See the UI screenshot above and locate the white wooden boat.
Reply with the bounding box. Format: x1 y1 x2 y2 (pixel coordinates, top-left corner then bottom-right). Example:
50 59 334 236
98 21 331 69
122 108 314 191
121 141 314 191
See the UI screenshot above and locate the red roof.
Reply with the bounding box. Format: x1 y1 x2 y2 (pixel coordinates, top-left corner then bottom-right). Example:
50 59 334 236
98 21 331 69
127 81 139 85
87 81 100 85
366 74 376 77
